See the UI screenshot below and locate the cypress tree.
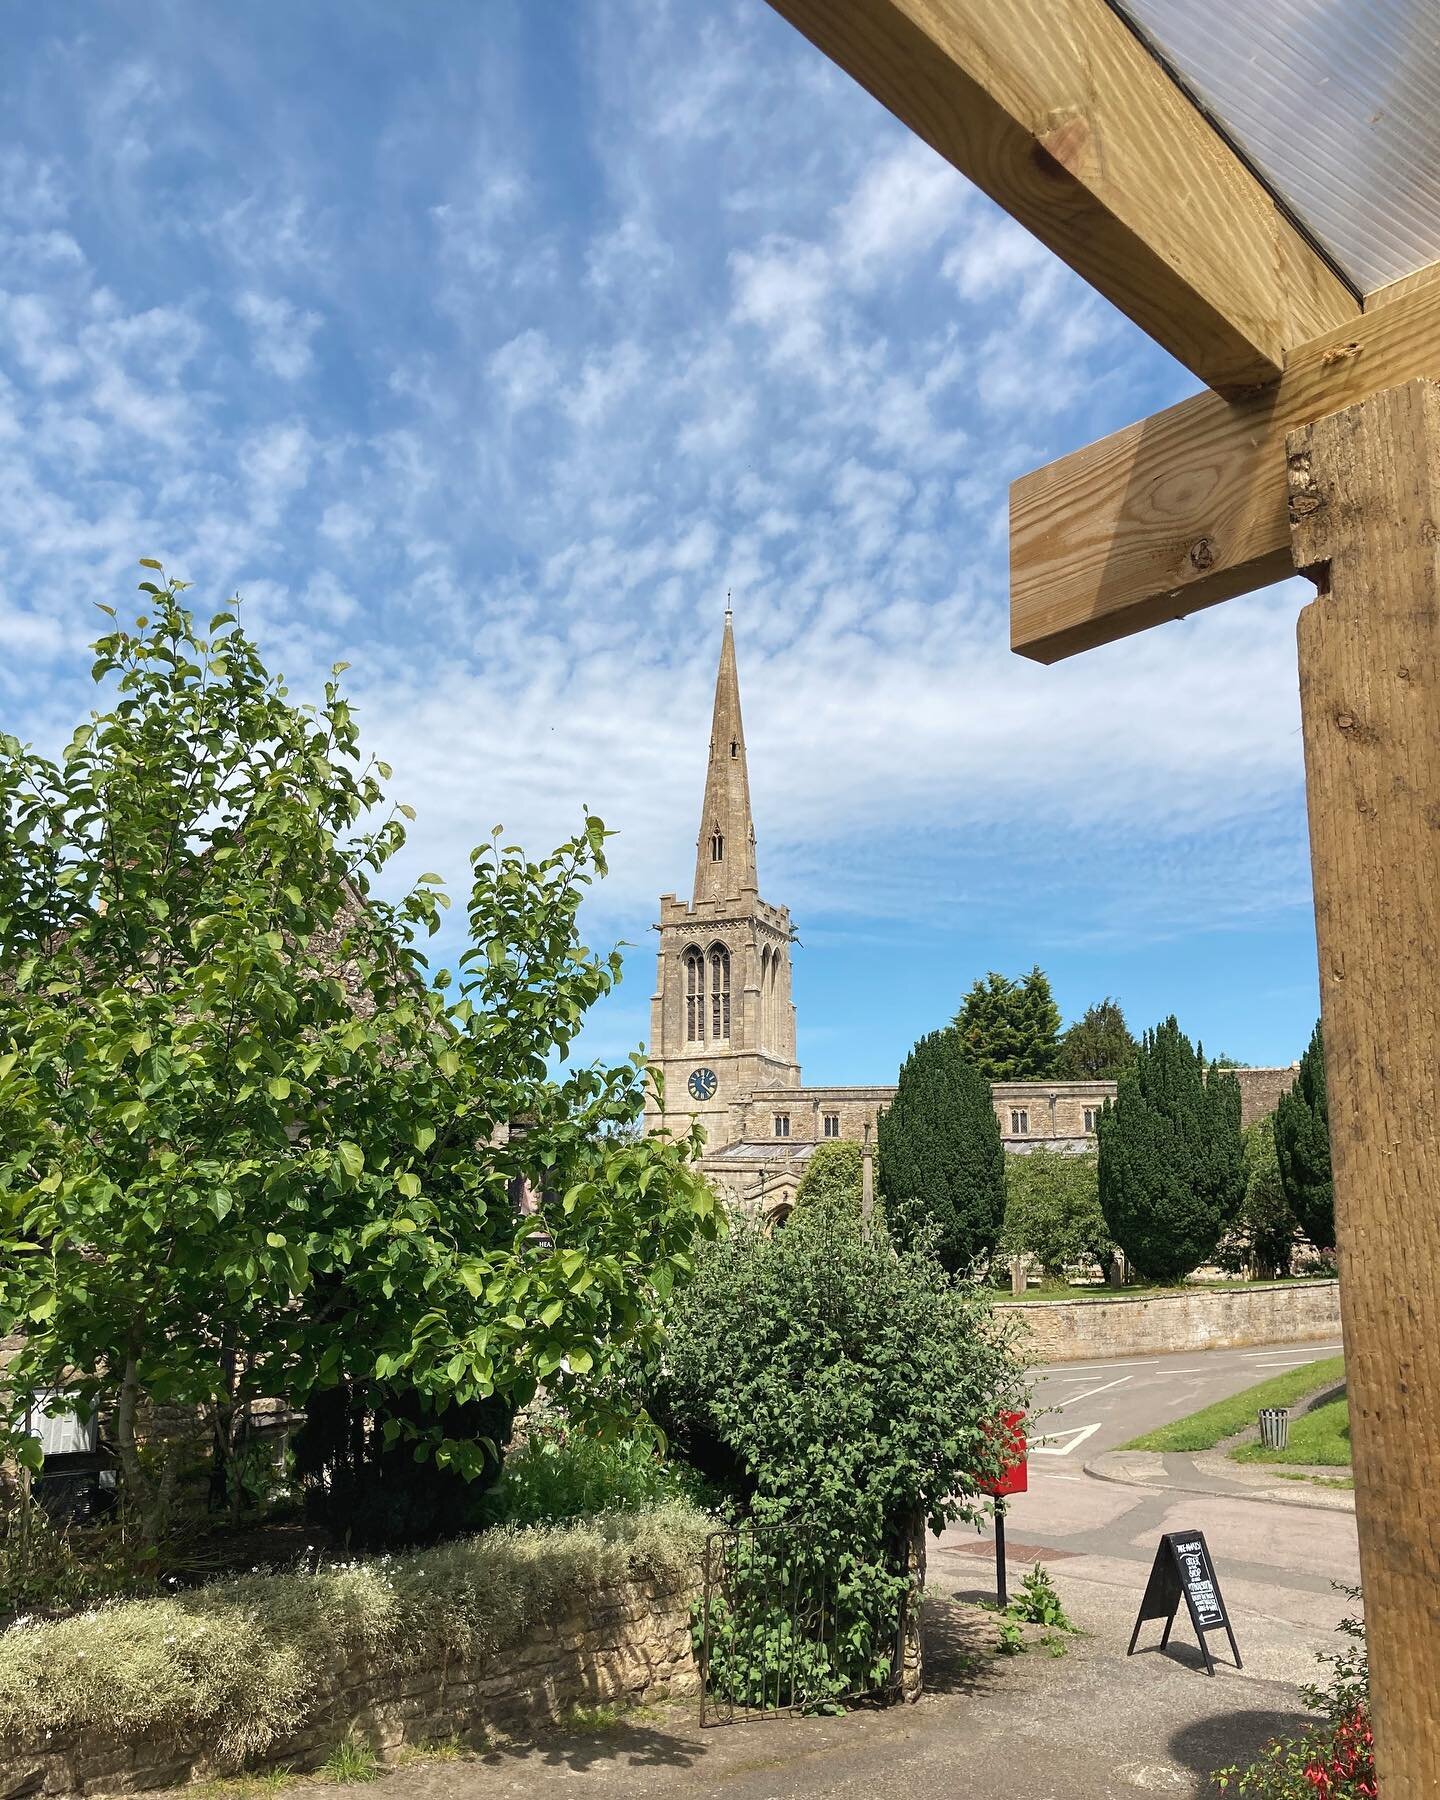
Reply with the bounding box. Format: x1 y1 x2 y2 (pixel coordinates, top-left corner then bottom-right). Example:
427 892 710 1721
1096 1016 1245 1282
1274 1021 1334 1251
878 1027 1006 1271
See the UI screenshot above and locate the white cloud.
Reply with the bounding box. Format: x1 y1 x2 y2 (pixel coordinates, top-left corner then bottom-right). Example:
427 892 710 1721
235 291 323 381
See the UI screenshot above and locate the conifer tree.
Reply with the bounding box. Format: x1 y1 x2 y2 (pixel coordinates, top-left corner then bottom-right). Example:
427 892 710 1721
1057 996 1138 1080
878 1028 1006 1271
1274 1021 1334 1251
952 965 1061 1080
1096 1017 1245 1282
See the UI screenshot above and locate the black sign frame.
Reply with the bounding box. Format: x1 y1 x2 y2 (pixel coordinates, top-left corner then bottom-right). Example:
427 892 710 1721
1127 1529 1241 1676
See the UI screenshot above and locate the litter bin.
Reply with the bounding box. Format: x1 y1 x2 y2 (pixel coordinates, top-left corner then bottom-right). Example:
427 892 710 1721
1258 1407 1290 1450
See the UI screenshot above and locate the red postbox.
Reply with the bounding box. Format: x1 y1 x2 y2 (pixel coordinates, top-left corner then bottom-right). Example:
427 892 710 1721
978 1408 1028 1497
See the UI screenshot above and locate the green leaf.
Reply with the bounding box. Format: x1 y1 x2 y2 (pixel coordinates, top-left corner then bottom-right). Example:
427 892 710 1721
396 1172 421 1199
413 1125 436 1153
337 1140 364 1178
138 557 164 570
267 1076 292 1100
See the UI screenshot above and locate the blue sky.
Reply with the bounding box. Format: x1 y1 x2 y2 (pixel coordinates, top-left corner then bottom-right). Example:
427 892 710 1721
1 1 1318 1078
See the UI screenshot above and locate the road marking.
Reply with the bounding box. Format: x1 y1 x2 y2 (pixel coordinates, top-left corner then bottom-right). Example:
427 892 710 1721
1052 1374 1132 1406
1031 1422 1103 1456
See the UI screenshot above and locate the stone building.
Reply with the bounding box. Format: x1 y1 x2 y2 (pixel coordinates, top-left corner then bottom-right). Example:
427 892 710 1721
646 614 1296 1217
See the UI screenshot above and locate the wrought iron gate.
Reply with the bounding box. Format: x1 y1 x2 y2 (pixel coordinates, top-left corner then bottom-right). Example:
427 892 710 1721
697 1520 909 1725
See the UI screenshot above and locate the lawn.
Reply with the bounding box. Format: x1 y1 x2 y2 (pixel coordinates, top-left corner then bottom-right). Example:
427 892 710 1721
1232 1394 1352 1467
1120 1355 1346 1453
1002 1275 1335 1307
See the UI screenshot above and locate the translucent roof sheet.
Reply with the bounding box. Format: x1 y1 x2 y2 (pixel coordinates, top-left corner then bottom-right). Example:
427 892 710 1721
1113 0 1440 296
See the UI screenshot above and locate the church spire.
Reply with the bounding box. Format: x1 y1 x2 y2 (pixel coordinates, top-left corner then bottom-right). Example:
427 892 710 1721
692 604 758 905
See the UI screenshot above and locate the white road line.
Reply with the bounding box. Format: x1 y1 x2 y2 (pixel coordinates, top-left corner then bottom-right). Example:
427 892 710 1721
1034 1360 1161 1375
1031 1422 1103 1456
1051 1375 1132 1406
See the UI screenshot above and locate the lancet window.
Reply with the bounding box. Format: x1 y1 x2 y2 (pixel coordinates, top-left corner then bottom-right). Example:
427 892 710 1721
709 943 731 1040
684 946 705 1042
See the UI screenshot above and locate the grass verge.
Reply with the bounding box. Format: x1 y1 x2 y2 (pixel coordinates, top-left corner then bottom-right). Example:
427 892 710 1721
1120 1355 1345 1453
1001 1276 1335 1306
1232 1394 1351 1467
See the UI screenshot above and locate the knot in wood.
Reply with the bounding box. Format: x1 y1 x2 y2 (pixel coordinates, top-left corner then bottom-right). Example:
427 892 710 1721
1188 536 1216 572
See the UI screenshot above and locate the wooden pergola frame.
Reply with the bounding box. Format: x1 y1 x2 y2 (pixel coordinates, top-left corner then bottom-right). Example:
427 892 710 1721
765 1 1440 1790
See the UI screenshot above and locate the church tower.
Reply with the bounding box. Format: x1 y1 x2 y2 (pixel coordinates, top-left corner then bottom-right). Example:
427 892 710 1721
647 609 800 1145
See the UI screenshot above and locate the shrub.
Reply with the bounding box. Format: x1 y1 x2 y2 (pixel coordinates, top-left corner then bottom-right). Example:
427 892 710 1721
879 1028 1006 1272
1275 1023 1334 1252
653 1206 1024 1706
486 1419 710 1527
794 1139 863 1215
1097 1017 1245 1283
1214 1590 1371 1797
0 1502 707 1767
1000 1149 1110 1278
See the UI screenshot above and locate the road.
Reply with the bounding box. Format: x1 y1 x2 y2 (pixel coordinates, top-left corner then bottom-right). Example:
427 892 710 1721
934 1337 1359 1692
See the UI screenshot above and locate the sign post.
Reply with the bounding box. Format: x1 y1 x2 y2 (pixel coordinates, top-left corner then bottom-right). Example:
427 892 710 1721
1128 1530 1241 1676
978 1410 1027 1610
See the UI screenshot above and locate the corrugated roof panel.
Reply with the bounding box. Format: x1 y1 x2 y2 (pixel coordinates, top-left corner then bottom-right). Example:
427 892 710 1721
1113 0 1440 295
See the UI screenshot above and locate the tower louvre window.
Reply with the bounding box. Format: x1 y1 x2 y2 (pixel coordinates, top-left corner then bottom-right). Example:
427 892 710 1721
709 943 731 1040
710 832 724 862
730 740 738 758
684 945 705 1043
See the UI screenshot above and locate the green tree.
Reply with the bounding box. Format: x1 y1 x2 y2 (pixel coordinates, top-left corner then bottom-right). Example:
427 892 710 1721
794 1138 863 1215
1000 1149 1110 1279
1096 1017 1245 1283
1274 1022 1334 1251
952 966 1061 1080
0 571 717 1543
878 1028 1005 1271
653 1207 1024 1706
1056 997 1137 1080
1222 1117 1296 1279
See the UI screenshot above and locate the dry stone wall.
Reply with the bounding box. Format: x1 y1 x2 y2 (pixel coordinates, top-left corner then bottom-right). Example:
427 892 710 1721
0 1575 696 1800
998 1279 1341 1363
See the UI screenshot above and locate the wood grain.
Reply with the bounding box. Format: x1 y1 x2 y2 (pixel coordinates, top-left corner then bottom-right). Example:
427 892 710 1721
764 0 1356 395
1011 276 1440 662
1291 379 1440 1796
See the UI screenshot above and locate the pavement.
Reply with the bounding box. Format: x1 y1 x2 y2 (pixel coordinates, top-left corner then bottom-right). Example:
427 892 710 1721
245 1342 1359 1800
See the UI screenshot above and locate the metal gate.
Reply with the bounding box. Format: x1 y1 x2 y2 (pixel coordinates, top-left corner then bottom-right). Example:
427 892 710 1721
697 1520 909 1724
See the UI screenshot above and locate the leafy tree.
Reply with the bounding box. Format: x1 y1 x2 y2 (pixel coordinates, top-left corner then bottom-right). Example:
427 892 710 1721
1219 1118 1297 1279
952 966 1061 1080
794 1138 863 1215
1056 997 1137 1081
1000 1149 1110 1279
879 1029 1006 1272
1096 1017 1245 1283
0 572 717 1544
653 1206 1024 1707
1274 1022 1334 1251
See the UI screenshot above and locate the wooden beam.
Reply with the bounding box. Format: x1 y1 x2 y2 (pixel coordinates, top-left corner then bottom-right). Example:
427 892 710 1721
1290 378 1440 1795
764 0 1357 396
1011 271 1440 662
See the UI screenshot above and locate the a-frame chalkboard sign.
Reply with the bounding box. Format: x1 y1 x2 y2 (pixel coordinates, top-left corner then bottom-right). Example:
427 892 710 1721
1127 1530 1241 1676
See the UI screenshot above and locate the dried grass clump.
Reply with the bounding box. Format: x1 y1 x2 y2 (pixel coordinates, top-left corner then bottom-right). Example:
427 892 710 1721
0 1501 707 1767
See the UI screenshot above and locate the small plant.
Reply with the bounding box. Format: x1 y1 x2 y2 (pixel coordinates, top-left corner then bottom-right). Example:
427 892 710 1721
1007 1563 1075 1633
560 1700 632 1734
1214 1590 1372 1798
995 1619 1025 1656
319 1741 379 1785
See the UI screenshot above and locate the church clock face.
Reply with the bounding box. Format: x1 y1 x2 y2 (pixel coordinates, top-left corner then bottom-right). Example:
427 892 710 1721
688 1067 718 1103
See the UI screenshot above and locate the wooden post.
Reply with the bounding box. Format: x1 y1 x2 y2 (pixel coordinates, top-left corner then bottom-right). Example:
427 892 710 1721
1289 378 1440 1796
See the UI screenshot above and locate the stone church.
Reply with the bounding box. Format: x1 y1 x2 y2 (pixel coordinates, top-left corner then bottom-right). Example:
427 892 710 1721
645 613 1294 1217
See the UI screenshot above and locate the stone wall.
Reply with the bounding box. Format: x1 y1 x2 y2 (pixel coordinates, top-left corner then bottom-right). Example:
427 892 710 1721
997 1279 1341 1363
0 1575 697 1800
